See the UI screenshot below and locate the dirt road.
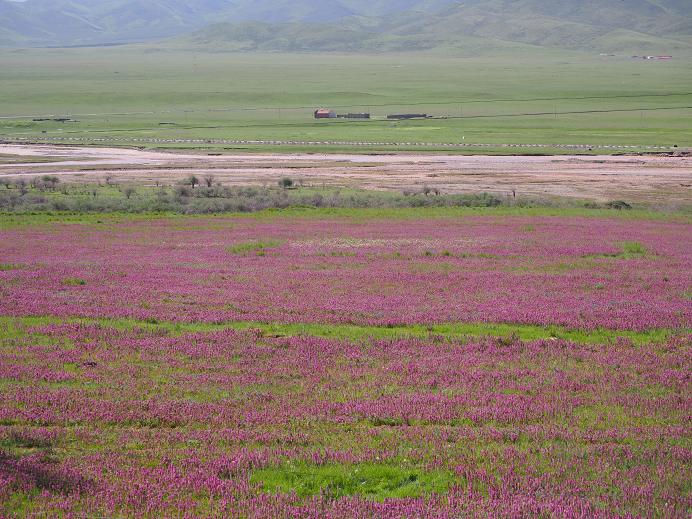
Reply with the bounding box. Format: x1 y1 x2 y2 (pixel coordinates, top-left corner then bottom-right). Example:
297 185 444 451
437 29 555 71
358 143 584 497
1 144 690 204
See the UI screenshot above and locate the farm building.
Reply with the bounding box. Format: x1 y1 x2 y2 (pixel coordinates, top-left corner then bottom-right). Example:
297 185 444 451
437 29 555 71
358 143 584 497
387 114 429 120
337 113 370 119
314 109 337 119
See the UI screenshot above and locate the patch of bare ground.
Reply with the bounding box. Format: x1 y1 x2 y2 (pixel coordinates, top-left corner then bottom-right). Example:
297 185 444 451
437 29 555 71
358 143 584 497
0 144 690 204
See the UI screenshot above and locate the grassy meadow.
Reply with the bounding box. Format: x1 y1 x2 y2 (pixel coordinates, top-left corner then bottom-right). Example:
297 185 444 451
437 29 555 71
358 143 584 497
0 207 690 516
1 46 691 152
1 33 690 517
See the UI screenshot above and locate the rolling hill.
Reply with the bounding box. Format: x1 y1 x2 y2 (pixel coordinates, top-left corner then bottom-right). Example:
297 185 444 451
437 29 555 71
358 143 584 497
1 0 690 53
0 0 453 46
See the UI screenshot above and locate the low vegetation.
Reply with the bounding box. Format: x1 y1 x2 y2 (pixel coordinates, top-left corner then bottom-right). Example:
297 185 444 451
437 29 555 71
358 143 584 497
0 210 689 517
2 50 690 152
250 463 455 500
0 181 651 214
227 240 283 255
0 264 23 271
61 278 87 286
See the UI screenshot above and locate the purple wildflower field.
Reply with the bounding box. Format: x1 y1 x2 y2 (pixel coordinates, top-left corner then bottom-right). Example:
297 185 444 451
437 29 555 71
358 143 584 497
0 211 690 517
1 215 690 329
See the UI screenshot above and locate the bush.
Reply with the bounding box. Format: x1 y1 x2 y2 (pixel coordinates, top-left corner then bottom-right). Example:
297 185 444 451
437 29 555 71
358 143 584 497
278 177 294 189
606 200 632 210
0 183 613 215
175 186 191 198
183 175 199 188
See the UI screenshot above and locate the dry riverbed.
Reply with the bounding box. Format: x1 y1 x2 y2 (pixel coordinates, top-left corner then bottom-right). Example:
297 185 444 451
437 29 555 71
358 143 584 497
1 144 690 204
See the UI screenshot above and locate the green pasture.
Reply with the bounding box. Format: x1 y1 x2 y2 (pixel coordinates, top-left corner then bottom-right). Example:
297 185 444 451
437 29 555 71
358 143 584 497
0 315 681 347
1 47 691 151
249 463 455 500
0 203 689 232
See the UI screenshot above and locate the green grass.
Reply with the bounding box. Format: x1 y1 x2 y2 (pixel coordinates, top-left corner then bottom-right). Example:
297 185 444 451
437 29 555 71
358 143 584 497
0 316 681 346
0 154 69 164
619 241 649 257
0 430 54 455
1 48 690 151
1 205 688 234
6 180 691 218
61 277 87 286
248 206 691 222
217 320 678 346
0 310 687 514
227 240 283 255
1 491 40 518
249 463 455 500
583 240 653 259
0 263 24 271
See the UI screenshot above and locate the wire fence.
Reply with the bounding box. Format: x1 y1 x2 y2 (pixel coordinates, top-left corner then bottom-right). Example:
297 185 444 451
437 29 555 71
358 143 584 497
1 92 691 120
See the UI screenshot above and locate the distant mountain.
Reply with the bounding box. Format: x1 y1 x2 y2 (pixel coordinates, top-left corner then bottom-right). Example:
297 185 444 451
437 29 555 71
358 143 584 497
376 0 692 53
1 0 691 53
0 0 453 46
180 0 692 54
0 0 237 46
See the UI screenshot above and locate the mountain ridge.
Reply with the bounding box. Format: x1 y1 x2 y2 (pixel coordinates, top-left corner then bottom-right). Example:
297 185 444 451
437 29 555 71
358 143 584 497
1 0 690 53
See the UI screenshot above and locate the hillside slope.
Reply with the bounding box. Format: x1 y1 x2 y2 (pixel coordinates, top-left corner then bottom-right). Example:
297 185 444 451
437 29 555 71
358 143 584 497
0 0 453 46
375 0 692 53
1 0 690 52
181 0 692 54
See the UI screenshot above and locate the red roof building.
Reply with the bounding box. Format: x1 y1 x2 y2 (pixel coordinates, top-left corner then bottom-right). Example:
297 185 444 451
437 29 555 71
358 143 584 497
314 109 336 119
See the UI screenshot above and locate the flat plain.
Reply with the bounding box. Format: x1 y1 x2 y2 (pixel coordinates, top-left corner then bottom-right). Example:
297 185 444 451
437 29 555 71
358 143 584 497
1 47 691 152
1 42 691 519
1 207 691 517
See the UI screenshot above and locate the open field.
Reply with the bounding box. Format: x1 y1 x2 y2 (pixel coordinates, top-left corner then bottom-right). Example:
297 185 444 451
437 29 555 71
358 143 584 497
1 144 691 205
1 48 692 152
0 209 690 516
1 39 691 518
